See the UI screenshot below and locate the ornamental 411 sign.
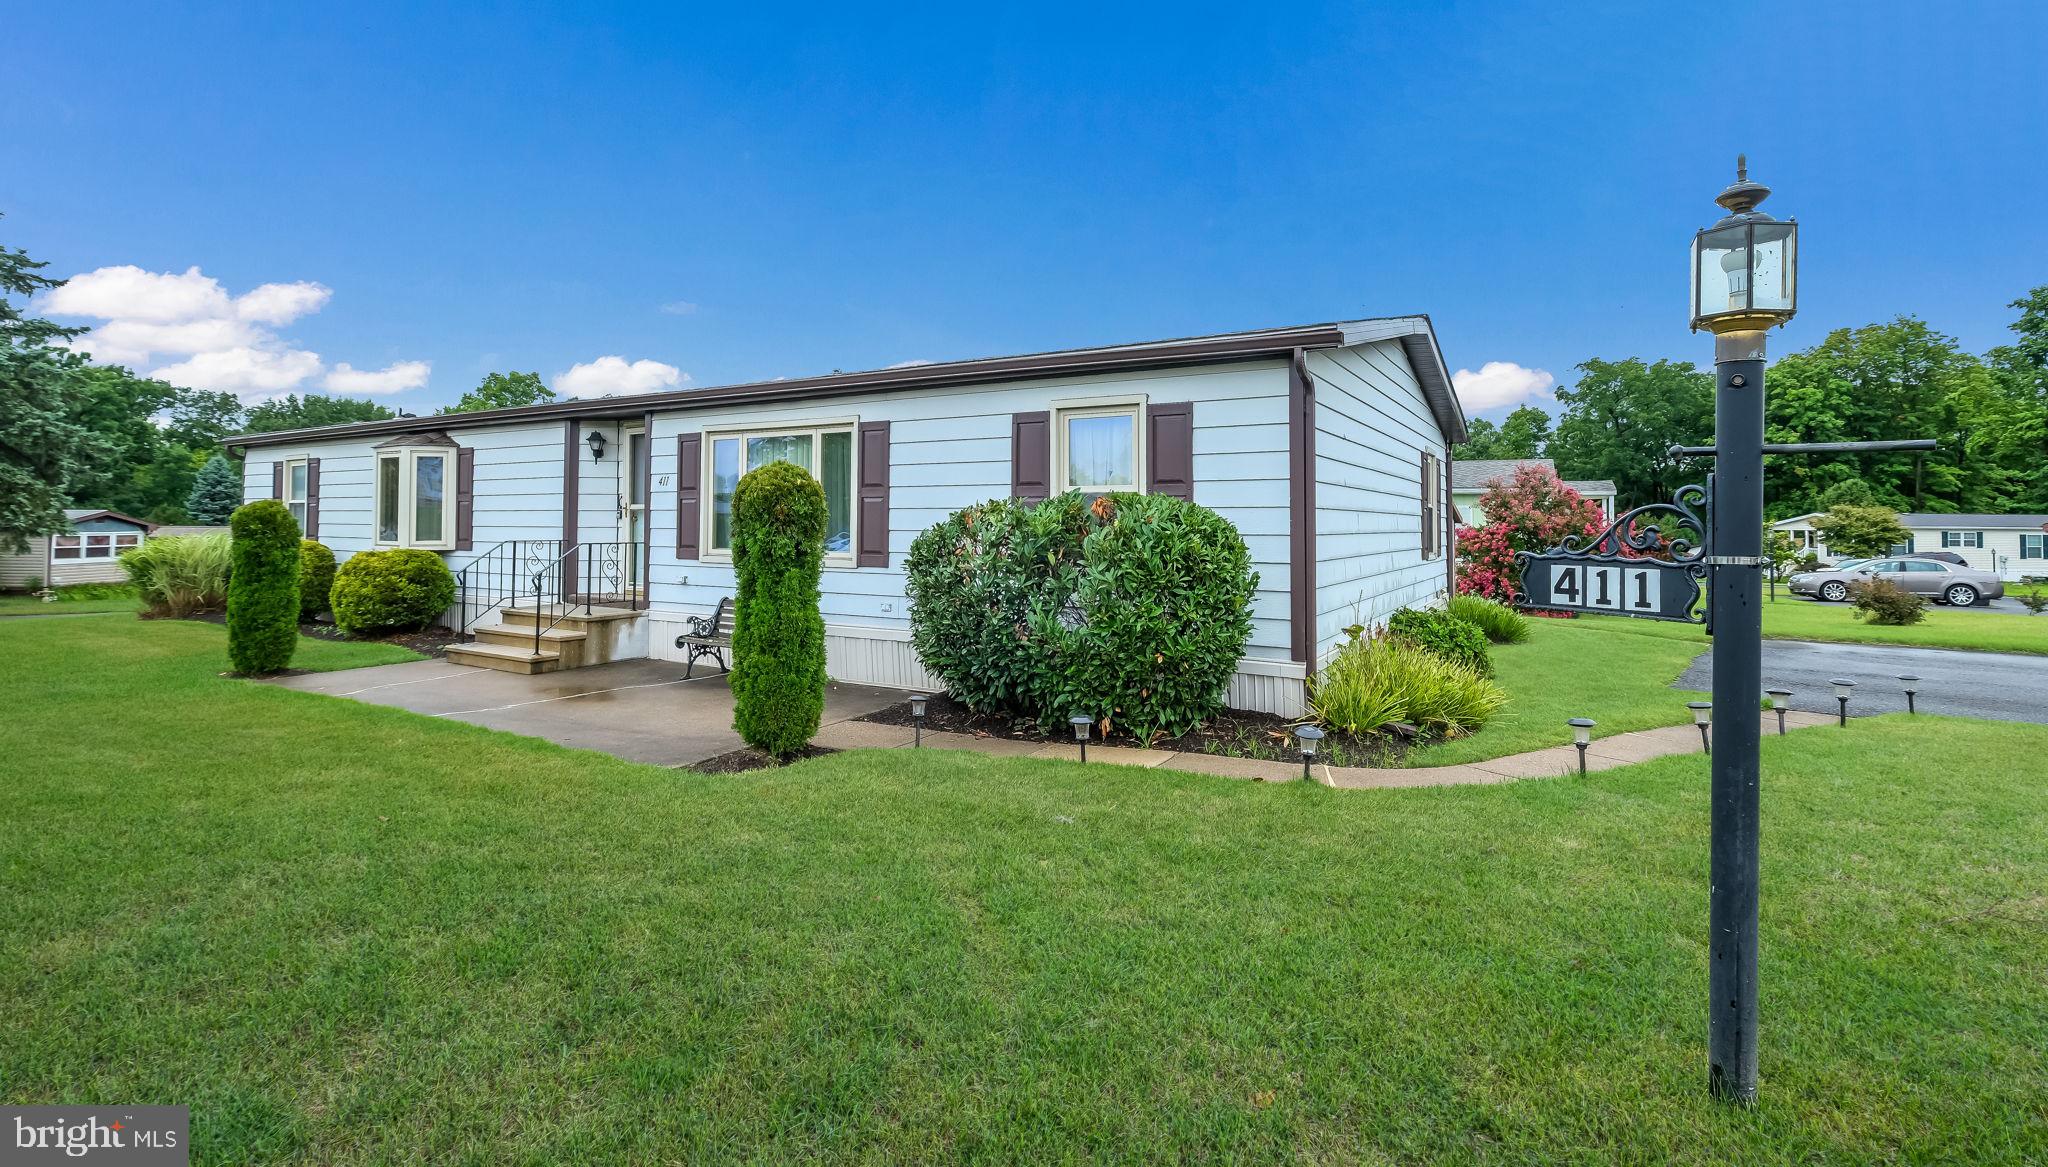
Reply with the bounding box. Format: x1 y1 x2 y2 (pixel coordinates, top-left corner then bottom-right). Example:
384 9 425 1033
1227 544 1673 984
1512 482 1711 625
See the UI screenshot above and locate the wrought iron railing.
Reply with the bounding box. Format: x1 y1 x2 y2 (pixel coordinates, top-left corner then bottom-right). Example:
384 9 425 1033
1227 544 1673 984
454 539 563 633
524 541 644 653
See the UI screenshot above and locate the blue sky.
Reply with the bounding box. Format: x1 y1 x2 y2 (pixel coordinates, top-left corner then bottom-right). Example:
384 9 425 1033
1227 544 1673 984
6 1 2045 418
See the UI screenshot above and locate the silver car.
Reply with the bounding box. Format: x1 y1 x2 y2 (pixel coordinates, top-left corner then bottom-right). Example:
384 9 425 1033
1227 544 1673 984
1789 557 2005 606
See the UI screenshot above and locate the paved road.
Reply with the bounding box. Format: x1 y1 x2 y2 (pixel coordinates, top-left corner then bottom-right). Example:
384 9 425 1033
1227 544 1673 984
1676 639 2048 725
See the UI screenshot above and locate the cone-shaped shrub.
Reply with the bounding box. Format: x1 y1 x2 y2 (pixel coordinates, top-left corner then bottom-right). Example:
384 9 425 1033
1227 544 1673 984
299 539 336 619
185 453 243 524
226 499 300 674
729 460 827 757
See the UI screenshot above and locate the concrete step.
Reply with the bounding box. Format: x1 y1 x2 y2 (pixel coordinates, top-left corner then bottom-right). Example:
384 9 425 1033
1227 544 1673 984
472 623 587 668
444 641 563 675
499 603 645 632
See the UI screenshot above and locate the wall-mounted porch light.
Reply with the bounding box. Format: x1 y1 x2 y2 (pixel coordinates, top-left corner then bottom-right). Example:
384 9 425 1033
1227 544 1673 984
586 430 609 462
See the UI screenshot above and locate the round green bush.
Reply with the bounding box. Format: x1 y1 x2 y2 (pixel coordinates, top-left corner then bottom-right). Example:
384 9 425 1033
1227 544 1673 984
1387 607 1492 676
330 549 457 635
226 499 301 675
299 539 336 619
907 491 1258 741
729 460 827 757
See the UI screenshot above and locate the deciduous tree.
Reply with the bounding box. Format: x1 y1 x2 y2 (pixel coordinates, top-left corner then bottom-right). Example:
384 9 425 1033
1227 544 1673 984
1812 505 1910 559
439 371 555 415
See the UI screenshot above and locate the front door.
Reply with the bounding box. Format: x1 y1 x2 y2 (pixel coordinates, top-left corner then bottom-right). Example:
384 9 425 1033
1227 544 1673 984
620 425 647 596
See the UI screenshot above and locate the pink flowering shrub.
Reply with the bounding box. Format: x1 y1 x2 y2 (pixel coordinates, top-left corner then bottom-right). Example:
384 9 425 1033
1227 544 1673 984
1454 464 1608 602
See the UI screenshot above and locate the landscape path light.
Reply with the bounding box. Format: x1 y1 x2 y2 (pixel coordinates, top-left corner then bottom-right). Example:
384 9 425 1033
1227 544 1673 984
1293 724 1325 782
1897 674 1919 715
1069 714 1093 764
909 694 928 747
1765 688 1792 736
1687 701 1714 753
1568 718 1596 776
1830 678 1856 727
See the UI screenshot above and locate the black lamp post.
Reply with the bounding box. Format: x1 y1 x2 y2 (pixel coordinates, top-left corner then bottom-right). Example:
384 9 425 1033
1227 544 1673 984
1568 718 1596 775
585 430 609 462
1692 155 1798 1106
1294 725 1325 782
1830 678 1856 726
1687 701 1714 754
1070 714 1092 763
909 694 928 747
1897 674 1919 715
1765 688 1792 736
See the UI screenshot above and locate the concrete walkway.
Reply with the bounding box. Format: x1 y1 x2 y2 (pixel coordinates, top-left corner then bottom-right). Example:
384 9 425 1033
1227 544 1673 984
817 710 1838 788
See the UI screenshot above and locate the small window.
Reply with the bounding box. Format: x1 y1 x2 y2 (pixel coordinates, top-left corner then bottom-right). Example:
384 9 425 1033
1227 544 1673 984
52 535 81 560
1421 452 1443 559
1055 405 1140 493
115 533 141 551
1941 530 1983 548
1887 542 1912 556
2023 534 2046 559
374 446 455 550
704 423 857 563
285 458 309 532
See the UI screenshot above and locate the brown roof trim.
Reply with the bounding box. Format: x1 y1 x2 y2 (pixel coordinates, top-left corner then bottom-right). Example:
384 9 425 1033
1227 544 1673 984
224 316 1467 449
62 509 158 532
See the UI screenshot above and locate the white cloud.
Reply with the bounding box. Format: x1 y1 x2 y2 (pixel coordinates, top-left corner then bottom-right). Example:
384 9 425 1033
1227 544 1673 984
40 263 417 403
324 360 432 395
151 347 326 395
1452 361 1555 412
556 356 687 399
658 300 698 316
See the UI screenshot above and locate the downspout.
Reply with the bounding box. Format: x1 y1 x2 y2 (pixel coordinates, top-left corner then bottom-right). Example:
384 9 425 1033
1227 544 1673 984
1445 448 1457 596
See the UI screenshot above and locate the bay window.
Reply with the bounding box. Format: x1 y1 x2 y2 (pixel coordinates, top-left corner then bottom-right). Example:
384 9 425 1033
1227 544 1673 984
704 423 855 563
1054 401 1142 493
374 444 454 550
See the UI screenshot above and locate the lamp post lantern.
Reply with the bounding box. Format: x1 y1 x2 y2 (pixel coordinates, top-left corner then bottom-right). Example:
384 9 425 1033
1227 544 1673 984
1765 688 1792 736
1693 155 1797 1106
1568 718 1596 776
1293 725 1325 782
1687 701 1714 754
1830 678 1856 726
909 694 929 747
1069 714 1093 764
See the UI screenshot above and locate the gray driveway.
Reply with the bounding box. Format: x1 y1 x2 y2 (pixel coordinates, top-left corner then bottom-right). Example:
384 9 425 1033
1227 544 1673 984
1677 639 2048 724
270 657 909 766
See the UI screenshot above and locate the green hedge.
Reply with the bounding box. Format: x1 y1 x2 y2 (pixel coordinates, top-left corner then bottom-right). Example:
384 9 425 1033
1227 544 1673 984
729 460 827 757
226 500 300 675
299 540 336 620
1387 607 1492 676
906 492 1257 740
330 549 456 635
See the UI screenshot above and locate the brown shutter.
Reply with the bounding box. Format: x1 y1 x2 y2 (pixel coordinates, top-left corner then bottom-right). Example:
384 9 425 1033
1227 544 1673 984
561 421 580 571
454 446 475 550
1420 453 1433 557
675 434 702 560
1011 411 1051 504
856 421 891 567
305 457 321 539
1145 402 1194 501
271 461 284 500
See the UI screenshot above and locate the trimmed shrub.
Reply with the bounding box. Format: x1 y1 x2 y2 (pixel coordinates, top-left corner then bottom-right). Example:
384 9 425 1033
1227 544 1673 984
1448 593 1531 644
299 540 336 619
1310 633 1506 738
1848 577 1926 626
121 532 232 616
1388 607 1492 676
729 460 828 757
907 492 1257 741
226 499 301 674
330 549 457 635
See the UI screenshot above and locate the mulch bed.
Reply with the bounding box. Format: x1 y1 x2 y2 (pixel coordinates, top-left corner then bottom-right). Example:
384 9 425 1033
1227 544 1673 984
856 692 1412 768
691 744 839 774
181 611 460 658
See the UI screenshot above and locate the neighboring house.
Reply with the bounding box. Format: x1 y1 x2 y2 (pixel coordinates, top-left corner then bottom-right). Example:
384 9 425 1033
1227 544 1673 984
1772 512 2048 580
0 509 154 590
1451 458 1616 527
228 317 1469 715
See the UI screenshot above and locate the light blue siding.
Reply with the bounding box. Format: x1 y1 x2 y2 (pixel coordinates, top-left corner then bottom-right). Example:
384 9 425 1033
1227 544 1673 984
1308 342 1452 661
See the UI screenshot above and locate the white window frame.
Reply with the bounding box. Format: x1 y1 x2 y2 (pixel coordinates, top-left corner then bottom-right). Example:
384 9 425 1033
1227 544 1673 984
51 531 141 561
700 419 859 569
284 457 309 533
373 447 456 551
2023 533 2046 560
1052 396 1146 495
1942 530 1983 548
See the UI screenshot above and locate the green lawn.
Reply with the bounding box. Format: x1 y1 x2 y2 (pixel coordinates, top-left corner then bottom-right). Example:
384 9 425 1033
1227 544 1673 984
3 616 2044 1164
0 593 142 616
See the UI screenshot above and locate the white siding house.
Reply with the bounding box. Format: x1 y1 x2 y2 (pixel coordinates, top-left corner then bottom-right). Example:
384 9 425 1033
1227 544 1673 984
0 509 154 590
1772 512 2048 581
231 318 1469 715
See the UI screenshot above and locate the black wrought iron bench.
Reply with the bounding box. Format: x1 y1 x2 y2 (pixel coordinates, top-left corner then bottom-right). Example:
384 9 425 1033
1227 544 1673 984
674 596 735 678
